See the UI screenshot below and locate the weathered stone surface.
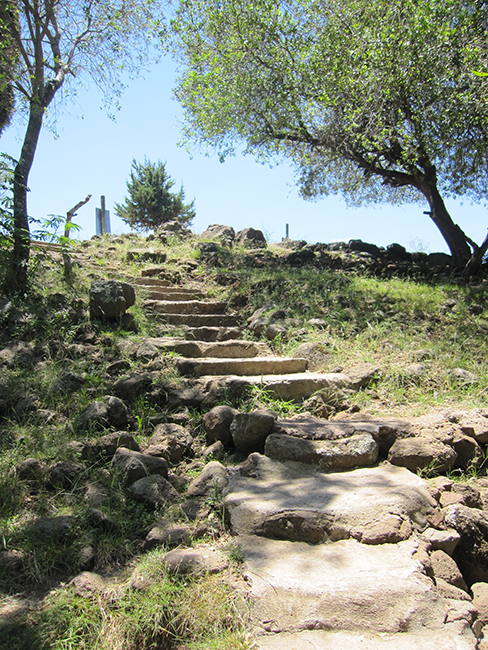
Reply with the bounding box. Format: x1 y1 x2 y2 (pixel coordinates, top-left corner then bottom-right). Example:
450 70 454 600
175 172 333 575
264 432 378 470
76 401 108 431
199 224 235 245
472 582 488 626
48 461 85 489
292 342 334 371
225 455 435 543
126 248 166 263
145 423 193 463
253 629 476 650
69 572 106 598
84 482 111 508
89 280 135 320
143 520 192 550
203 405 238 446
236 227 267 248
343 363 380 388
167 386 206 409
430 549 468 592
106 396 129 429
443 503 488 585
112 374 152 402
81 431 140 461
231 411 275 453
111 447 168 486
421 528 461 556
187 461 228 498
163 547 228 575
128 475 179 510
238 534 471 638
28 515 74 541
178 356 307 377
388 437 457 473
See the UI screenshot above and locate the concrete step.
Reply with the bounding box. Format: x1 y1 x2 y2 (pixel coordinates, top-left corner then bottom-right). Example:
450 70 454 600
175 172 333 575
151 313 240 327
145 299 227 315
199 371 353 401
178 356 307 377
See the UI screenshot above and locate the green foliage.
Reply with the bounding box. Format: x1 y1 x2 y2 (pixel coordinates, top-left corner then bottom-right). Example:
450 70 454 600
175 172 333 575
114 158 196 232
172 0 488 264
0 0 17 135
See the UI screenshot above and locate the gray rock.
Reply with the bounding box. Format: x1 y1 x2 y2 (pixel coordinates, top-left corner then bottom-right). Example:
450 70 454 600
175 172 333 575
343 363 380 388
69 572 106 598
89 279 135 320
106 396 129 429
292 341 334 371
472 582 488 626
81 431 140 461
187 461 229 498
163 547 228 575
236 227 267 248
265 432 378 470
29 515 74 541
204 440 226 460
111 447 168 486
421 527 461 556
202 405 238 446
443 503 488 584
265 323 288 340
231 411 275 454
112 374 151 401
145 423 193 463
48 461 85 489
84 482 111 508
143 520 192 550
128 475 180 510
200 224 235 245
449 368 479 384
16 458 44 481
388 437 457 473
76 401 108 431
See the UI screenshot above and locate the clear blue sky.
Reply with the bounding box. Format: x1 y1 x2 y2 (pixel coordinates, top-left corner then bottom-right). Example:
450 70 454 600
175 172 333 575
1 56 486 253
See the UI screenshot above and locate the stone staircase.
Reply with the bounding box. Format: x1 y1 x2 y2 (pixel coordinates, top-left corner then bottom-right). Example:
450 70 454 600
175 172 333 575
138 277 480 650
140 276 358 402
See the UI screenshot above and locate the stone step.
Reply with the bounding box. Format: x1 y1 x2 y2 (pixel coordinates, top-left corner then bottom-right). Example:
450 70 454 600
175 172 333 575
238 533 476 649
139 337 271 359
150 313 240 327
177 356 307 377
185 326 243 342
145 299 227 315
145 289 206 301
200 371 353 401
132 277 173 287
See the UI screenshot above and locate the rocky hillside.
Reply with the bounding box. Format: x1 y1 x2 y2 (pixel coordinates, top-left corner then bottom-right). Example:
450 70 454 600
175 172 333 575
1 224 488 649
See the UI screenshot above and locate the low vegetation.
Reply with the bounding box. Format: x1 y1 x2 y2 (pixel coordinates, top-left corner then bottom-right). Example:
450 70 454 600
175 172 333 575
1 231 487 648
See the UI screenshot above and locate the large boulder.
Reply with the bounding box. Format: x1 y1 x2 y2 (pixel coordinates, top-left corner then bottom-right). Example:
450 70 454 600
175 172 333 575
89 280 135 320
231 411 275 454
200 224 235 246
236 227 267 248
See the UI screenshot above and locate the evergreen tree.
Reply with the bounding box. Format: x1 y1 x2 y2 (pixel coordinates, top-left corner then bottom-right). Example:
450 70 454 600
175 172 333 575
115 158 195 232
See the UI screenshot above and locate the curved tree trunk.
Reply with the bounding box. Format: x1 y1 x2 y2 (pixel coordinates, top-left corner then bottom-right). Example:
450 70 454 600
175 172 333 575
6 103 44 295
417 180 472 268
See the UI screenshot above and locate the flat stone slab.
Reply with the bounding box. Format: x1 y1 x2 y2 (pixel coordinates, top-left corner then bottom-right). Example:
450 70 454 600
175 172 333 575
145 299 227 314
141 337 271 359
178 357 307 377
151 313 240 327
239 534 476 642
145 289 206 301
254 629 477 649
201 372 356 400
225 456 436 543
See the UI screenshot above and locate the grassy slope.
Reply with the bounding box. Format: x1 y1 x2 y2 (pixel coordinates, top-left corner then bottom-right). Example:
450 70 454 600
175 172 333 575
0 233 487 649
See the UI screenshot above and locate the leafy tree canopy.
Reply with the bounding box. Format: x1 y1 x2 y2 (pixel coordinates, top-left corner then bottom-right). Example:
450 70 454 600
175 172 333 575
2 0 164 294
172 0 488 268
0 1 18 136
114 158 196 232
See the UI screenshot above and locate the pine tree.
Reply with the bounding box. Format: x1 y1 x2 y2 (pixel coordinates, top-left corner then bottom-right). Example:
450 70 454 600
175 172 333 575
114 158 195 232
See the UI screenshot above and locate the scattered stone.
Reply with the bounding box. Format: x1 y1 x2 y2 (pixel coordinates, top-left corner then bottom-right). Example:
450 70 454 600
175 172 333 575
200 224 235 246
106 396 129 429
388 437 457 473
430 549 469 592
236 227 266 248
112 374 152 401
126 249 167 263
145 423 193 463
28 515 74 542
143 520 192 551
203 405 238 446
343 363 380 388
128 475 180 510
265 323 288 340
76 401 108 431
292 341 334 371
69 572 106 598
81 431 140 461
204 440 226 460
443 503 488 584
84 482 111 508
186 461 229 498
16 458 44 481
106 360 131 376
421 528 461 556
472 582 488 627
449 368 479 384
48 461 85 489
89 280 136 320
111 448 168 486
163 547 228 575
231 411 275 454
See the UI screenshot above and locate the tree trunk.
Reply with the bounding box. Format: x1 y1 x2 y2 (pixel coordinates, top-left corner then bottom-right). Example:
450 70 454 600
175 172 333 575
5 102 44 294
417 180 472 268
